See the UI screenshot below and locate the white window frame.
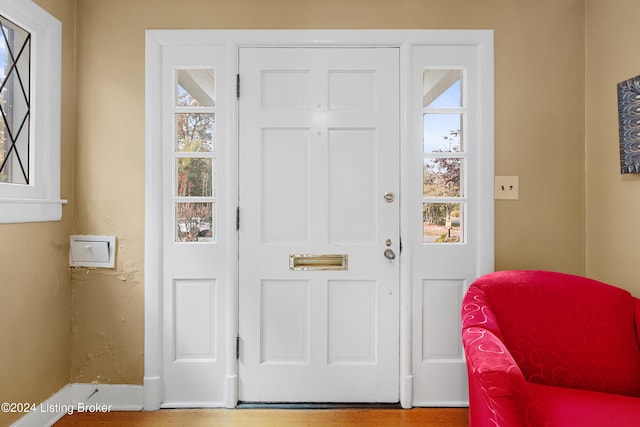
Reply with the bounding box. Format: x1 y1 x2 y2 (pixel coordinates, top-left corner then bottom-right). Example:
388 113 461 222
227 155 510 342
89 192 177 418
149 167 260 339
0 0 65 223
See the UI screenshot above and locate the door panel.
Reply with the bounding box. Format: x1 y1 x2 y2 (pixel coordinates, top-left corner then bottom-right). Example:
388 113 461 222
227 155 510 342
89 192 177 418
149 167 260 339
261 280 309 363
329 129 377 244
260 129 310 243
327 280 377 364
174 279 217 359
238 47 400 403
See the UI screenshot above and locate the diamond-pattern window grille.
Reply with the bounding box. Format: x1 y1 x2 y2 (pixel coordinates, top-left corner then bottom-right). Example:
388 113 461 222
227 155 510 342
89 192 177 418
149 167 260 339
0 15 30 185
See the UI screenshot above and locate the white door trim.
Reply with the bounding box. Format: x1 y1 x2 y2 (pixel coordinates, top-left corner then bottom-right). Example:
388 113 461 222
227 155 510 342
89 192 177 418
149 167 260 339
144 29 494 410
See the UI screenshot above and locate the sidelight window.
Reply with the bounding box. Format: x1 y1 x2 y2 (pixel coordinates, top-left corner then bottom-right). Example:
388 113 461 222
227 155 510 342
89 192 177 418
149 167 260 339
422 69 466 243
173 68 216 242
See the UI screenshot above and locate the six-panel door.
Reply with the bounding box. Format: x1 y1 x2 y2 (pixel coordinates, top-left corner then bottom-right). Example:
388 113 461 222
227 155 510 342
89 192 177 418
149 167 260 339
238 47 400 402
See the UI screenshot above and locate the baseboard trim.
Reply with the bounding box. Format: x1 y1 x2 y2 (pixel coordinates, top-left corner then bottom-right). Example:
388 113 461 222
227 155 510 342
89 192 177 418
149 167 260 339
225 374 238 409
400 375 413 409
412 400 469 408
11 383 143 427
143 375 162 411
160 401 226 409
69 384 144 411
10 385 72 427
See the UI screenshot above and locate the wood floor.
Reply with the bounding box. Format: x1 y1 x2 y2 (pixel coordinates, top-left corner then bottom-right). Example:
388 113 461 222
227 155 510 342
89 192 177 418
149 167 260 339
54 408 469 426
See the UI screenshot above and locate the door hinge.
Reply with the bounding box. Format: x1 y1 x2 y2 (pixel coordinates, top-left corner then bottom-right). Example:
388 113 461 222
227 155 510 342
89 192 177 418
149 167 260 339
236 74 240 99
399 236 403 254
236 206 240 231
235 335 240 360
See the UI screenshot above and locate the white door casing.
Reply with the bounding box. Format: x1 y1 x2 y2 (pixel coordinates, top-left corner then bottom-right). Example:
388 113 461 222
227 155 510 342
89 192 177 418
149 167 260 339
238 47 400 403
144 30 494 410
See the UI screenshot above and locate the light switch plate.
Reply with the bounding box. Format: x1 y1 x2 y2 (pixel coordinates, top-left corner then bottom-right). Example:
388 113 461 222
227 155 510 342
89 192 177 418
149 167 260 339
495 176 519 200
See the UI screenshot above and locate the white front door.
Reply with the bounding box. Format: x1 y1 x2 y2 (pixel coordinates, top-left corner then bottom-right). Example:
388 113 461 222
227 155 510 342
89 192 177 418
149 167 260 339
238 47 400 403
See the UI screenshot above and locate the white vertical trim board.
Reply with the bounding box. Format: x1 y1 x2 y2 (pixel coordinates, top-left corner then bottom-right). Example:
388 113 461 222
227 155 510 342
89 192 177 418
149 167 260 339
10 384 143 427
144 29 164 412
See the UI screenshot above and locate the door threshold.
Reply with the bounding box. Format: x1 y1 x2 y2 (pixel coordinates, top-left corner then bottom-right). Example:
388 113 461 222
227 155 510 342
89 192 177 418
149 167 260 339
237 402 402 410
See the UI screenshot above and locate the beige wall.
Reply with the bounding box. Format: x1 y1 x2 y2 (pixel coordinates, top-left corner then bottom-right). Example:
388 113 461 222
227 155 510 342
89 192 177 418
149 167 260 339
69 0 586 384
585 0 640 295
1 0 588 410
0 1 75 425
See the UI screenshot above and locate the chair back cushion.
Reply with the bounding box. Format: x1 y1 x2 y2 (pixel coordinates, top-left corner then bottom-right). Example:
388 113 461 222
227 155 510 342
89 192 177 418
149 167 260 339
473 270 640 397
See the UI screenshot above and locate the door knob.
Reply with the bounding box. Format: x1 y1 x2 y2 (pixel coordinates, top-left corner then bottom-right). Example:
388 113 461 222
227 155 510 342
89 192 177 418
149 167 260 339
384 248 396 260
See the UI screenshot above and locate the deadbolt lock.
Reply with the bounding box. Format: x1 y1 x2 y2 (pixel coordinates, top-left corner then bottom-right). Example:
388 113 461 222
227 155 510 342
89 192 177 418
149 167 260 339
384 192 395 203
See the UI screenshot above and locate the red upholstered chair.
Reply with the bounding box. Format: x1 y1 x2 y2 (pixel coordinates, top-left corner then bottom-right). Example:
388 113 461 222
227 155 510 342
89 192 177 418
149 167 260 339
461 270 640 426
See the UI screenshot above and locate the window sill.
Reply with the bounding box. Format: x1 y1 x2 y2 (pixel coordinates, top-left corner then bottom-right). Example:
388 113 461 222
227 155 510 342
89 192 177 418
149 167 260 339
0 198 68 223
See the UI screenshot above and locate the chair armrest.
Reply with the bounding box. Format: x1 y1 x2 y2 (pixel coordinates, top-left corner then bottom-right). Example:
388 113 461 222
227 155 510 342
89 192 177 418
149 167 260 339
463 326 529 426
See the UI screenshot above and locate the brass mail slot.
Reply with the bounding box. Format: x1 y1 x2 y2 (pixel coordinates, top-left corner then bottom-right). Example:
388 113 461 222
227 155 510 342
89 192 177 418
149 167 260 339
289 254 348 271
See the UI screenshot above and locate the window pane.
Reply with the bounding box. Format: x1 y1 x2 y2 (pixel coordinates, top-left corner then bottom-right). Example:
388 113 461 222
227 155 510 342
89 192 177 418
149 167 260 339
176 157 214 197
176 69 215 107
0 15 30 185
423 69 462 108
424 114 462 153
424 158 462 197
423 203 463 243
176 113 215 152
176 202 214 242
